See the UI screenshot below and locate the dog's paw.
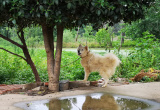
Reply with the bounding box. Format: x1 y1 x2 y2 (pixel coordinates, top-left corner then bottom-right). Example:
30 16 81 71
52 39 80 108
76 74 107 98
102 85 107 88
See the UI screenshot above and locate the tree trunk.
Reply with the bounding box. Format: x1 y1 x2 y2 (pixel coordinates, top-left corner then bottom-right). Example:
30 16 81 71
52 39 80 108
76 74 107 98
42 23 63 92
53 25 64 92
22 47 41 83
42 23 55 91
19 31 41 83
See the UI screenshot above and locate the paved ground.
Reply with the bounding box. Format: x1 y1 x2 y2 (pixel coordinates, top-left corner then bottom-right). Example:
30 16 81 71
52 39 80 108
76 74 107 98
0 84 23 94
0 82 160 110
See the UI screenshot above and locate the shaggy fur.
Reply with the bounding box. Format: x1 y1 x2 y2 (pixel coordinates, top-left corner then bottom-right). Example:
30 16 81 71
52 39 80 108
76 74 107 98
77 44 121 87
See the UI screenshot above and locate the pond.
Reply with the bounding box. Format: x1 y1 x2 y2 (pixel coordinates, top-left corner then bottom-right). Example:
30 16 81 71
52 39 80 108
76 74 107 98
15 93 160 110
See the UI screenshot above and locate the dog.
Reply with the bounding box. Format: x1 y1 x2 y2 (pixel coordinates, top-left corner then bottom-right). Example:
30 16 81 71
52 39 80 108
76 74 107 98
77 44 121 87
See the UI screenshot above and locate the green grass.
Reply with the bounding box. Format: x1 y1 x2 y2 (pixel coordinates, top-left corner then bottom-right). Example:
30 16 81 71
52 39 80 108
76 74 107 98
0 43 160 84
0 47 101 84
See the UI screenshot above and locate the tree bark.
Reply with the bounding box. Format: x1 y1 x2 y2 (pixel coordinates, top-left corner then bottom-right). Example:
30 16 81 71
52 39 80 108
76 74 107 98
42 24 63 92
19 31 41 83
42 23 55 91
22 47 41 83
53 25 64 92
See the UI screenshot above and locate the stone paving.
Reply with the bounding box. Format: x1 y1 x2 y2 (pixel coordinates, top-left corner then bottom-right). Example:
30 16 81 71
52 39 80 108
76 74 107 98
0 84 23 94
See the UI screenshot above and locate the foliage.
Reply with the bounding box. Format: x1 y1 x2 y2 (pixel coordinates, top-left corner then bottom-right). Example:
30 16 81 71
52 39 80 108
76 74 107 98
0 47 47 84
114 32 160 81
63 30 75 43
141 76 155 82
121 0 160 39
95 28 108 46
83 25 94 41
95 26 114 51
0 26 44 47
0 0 155 29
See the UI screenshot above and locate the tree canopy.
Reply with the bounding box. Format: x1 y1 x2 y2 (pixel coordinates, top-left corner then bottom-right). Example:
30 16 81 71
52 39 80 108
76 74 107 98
121 0 160 39
0 0 155 28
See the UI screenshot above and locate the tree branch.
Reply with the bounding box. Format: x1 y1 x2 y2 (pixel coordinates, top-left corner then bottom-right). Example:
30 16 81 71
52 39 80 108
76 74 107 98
0 34 23 48
17 31 23 42
0 47 27 61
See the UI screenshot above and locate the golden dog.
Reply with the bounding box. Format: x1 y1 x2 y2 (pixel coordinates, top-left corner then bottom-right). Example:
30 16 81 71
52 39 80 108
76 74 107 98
77 44 121 87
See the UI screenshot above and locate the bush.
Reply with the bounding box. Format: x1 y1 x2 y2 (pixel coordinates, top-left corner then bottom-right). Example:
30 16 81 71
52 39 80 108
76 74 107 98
122 40 136 47
63 30 75 43
114 32 160 82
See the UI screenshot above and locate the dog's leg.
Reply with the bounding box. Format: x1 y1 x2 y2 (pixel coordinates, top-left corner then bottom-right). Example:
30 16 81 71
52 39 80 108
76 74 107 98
100 73 109 87
83 67 90 81
102 78 109 87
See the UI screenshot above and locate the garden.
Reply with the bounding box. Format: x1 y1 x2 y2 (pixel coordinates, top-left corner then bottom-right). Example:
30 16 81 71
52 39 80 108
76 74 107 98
1 1 160 110
1 27 160 84
0 0 160 90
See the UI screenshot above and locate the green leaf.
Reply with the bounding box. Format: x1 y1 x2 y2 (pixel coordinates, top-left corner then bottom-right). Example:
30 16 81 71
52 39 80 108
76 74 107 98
37 13 40 18
55 0 58 5
78 20 81 25
67 3 72 9
18 11 21 16
91 2 95 6
39 5 44 11
97 10 101 16
12 19 16 24
105 9 108 14
114 16 118 21
45 12 48 18
133 11 135 15
3 1 5 6
43 0 47 4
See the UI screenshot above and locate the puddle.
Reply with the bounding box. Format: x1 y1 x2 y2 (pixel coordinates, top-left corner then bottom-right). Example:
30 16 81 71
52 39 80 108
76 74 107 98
15 93 160 110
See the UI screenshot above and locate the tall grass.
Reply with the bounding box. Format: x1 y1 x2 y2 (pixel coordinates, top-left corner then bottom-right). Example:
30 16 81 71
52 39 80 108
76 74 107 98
0 45 103 84
0 47 48 84
0 39 160 84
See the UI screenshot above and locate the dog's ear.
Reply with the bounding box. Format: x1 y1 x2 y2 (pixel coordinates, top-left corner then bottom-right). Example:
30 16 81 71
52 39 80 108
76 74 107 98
85 45 88 50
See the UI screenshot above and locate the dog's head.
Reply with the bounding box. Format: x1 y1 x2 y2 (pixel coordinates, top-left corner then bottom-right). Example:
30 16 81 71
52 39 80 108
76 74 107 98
77 44 89 57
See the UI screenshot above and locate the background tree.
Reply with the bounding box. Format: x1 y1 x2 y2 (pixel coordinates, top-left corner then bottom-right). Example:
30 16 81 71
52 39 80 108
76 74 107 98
83 25 94 42
121 0 160 39
95 26 114 51
0 0 155 92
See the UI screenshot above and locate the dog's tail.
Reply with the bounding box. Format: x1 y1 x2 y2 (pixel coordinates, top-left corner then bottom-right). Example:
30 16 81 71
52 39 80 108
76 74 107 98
105 53 121 67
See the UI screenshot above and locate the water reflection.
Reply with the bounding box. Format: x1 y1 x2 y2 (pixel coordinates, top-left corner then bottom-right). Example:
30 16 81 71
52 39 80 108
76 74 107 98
82 94 120 110
117 98 150 110
48 98 75 110
14 93 160 110
46 93 150 110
